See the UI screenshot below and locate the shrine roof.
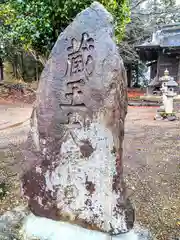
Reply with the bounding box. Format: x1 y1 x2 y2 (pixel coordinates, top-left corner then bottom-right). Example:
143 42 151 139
136 23 180 49
167 79 178 87
148 77 160 87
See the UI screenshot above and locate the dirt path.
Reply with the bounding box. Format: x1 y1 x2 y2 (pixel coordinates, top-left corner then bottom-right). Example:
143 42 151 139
0 104 31 148
0 105 179 239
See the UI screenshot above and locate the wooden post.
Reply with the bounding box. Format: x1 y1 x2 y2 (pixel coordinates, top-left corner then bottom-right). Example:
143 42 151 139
0 57 3 81
21 51 25 80
14 54 18 79
35 54 39 81
177 58 180 85
127 63 132 88
136 62 139 86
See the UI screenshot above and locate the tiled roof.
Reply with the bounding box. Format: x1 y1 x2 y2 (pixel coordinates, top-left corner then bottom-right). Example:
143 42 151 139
138 23 180 48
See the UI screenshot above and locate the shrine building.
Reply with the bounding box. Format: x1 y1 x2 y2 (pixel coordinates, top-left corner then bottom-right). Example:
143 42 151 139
135 23 180 94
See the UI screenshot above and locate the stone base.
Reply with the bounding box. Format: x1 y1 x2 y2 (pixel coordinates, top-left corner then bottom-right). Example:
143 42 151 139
140 94 180 102
21 213 152 240
154 112 177 121
154 112 163 121
128 101 160 107
167 115 177 121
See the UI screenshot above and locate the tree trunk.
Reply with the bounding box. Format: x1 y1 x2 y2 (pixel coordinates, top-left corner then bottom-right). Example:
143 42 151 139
35 54 39 81
14 54 18 79
127 64 132 88
0 58 4 81
21 51 25 80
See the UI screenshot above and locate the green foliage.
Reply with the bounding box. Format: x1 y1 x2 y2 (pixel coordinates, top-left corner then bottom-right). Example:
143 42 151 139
0 0 130 61
101 0 130 42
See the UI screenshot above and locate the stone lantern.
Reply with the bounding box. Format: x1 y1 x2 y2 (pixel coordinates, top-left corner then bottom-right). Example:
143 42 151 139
159 69 172 108
155 69 178 120
164 77 178 114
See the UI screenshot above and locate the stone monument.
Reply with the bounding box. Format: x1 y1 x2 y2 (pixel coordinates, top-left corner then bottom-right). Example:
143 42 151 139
21 1 134 237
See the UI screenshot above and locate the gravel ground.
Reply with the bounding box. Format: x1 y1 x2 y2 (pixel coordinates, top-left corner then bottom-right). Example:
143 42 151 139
0 106 179 239
124 107 180 239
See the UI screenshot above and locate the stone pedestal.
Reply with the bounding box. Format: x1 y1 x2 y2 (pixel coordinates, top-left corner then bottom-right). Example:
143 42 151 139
162 93 167 108
165 96 173 114
0 207 152 240
21 214 152 240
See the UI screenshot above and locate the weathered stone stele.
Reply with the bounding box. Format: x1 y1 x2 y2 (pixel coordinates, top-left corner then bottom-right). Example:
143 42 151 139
21 1 134 235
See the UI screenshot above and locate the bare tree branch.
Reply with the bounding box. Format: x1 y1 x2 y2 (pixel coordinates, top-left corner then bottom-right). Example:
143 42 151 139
132 7 180 16
130 0 147 10
28 49 46 67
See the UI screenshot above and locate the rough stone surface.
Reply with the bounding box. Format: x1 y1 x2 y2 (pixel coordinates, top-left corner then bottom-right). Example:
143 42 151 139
21 1 134 235
154 113 163 121
21 214 151 240
0 207 152 240
0 206 29 239
167 115 177 121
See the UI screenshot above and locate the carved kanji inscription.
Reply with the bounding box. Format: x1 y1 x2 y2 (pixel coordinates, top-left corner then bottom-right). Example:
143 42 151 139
65 33 95 79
